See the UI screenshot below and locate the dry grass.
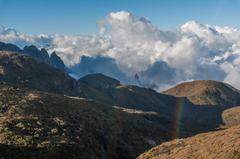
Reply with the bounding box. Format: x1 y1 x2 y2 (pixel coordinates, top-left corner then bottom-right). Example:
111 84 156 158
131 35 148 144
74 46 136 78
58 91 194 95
163 80 240 106
138 125 240 159
222 106 240 128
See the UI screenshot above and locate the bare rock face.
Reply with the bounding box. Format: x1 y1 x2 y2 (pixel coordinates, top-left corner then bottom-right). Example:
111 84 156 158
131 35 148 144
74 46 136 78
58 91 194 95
50 52 67 72
23 45 50 64
137 125 240 159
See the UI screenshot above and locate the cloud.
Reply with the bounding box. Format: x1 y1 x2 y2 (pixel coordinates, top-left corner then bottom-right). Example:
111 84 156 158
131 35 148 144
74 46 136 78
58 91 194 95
70 55 128 82
1 11 240 90
139 61 181 90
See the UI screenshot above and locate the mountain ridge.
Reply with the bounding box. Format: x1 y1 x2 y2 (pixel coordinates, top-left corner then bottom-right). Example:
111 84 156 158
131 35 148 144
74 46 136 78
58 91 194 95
163 80 240 107
0 49 240 158
0 41 67 72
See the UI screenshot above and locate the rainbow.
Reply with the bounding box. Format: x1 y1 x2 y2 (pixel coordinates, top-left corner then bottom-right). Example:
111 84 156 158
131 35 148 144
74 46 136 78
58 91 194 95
172 97 185 138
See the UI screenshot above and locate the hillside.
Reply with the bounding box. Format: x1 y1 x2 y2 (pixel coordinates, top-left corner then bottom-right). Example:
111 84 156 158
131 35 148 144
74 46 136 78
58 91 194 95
163 80 240 106
0 51 78 95
79 74 176 114
0 82 174 159
0 51 239 158
222 107 240 128
78 74 226 138
137 125 240 159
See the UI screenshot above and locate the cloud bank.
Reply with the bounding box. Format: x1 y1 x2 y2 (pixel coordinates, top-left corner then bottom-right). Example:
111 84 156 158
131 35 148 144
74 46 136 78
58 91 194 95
1 11 240 91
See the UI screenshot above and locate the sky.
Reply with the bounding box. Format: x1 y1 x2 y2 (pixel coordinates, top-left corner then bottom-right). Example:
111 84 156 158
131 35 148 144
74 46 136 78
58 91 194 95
1 0 240 34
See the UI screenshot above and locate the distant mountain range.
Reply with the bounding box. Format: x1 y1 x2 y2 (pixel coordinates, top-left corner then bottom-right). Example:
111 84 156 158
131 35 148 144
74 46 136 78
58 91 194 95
0 42 240 158
0 41 67 72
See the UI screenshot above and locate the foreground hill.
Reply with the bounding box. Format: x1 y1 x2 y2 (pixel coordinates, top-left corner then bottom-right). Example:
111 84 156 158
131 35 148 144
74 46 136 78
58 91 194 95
222 107 240 128
163 80 240 106
0 82 174 159
137 125 240 159
0 51 79 95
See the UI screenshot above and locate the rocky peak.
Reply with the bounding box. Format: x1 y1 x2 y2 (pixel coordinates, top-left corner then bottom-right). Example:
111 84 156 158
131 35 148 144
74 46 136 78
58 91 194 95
0 41 67 73
0 41 21 52
50 52 66 72
23 45 50 63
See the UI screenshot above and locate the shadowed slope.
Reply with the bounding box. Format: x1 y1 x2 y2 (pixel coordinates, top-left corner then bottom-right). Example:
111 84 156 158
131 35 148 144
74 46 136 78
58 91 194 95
0 51 78 95
0 82 174 159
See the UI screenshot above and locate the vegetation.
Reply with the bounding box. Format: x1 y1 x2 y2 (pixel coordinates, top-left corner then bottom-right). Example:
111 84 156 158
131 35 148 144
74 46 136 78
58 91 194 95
0 51 240 158
163 80 240 106
137 125 240 159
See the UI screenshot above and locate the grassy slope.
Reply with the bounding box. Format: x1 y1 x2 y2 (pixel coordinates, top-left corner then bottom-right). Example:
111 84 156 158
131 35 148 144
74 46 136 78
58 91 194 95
137 125 240 159
163 80 240 106
222 106 240 128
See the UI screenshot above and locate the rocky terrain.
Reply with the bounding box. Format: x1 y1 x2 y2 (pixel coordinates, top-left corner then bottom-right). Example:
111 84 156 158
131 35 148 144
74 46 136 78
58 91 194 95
0 82 174 159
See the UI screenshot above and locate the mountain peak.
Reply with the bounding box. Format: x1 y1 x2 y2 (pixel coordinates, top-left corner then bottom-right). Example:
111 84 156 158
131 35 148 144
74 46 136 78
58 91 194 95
50 52 66 72
79 73 120 89
163 80 240 106
23 45 38 51
0 41 21 52
0 41 67 72
0 51 77 95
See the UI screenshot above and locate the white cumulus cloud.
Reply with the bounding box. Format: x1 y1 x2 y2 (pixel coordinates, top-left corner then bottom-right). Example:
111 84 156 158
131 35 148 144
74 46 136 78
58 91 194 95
1 11 240 90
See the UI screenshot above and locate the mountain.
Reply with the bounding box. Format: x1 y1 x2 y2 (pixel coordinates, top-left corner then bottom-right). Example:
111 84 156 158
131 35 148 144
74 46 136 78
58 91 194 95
78 74 226 138
78 73 178 114
1 50 240 158
23 45 50 64
137 125 240 159
0 82 174 159
50 52 67 72
163 80 240 107
79 73 121 89
0 41 67 72
0 42 21 52
0 51 78 95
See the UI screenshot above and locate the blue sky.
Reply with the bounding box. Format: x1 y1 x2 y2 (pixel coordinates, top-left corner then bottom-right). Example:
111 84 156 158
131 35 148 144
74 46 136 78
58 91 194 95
1 0 240 34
